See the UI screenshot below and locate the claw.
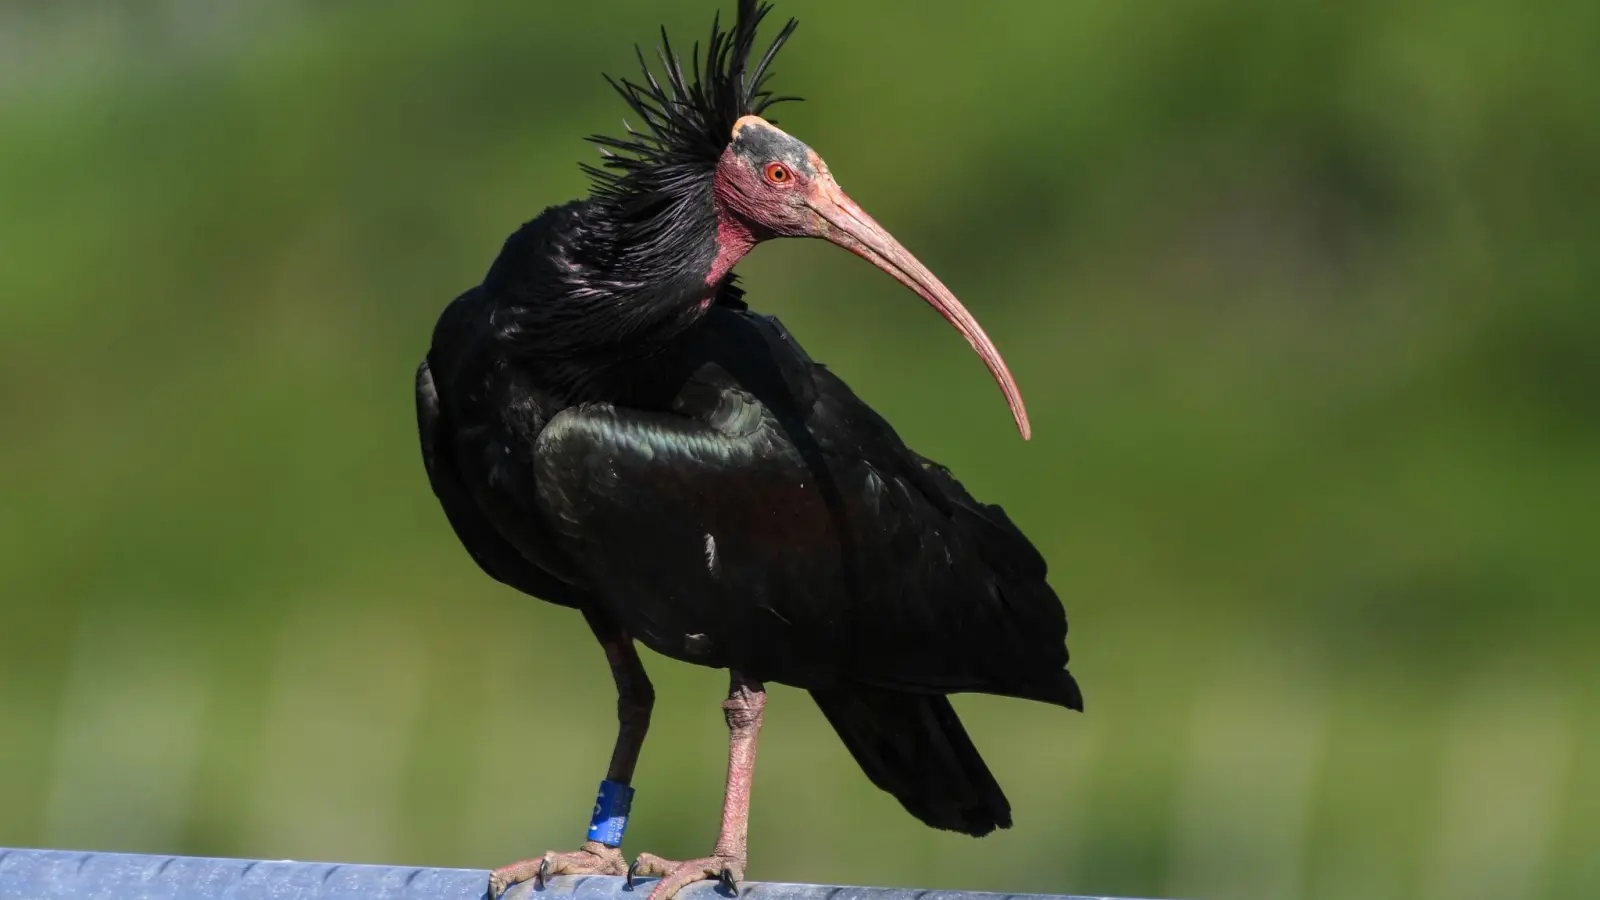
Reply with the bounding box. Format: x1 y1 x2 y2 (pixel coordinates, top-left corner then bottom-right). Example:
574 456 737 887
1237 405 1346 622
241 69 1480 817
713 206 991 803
536 857 550 889
625 859 640 891
718 868 739 895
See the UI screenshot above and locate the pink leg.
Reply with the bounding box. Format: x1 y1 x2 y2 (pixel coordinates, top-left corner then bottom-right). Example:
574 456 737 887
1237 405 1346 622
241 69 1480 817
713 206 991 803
488 614 655 899
630 672 766 900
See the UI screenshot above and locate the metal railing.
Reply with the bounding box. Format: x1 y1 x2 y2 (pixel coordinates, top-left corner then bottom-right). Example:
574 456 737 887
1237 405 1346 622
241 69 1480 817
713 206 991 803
0 848 1135 900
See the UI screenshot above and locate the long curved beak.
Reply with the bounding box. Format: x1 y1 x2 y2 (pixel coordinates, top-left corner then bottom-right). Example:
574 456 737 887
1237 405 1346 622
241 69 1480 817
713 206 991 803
804 177 1031 440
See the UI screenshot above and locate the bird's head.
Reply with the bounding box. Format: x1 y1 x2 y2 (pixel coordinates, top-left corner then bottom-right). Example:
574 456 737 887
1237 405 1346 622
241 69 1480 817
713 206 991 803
714 115 827 241
585 1 1030 440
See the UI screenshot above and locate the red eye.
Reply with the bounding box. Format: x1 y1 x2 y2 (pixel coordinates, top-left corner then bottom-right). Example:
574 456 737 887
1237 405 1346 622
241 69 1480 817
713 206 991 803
764 162 793 185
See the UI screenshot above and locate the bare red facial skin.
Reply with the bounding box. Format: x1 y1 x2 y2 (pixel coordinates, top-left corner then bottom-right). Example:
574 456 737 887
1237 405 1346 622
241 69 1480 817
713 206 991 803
704 155 763 288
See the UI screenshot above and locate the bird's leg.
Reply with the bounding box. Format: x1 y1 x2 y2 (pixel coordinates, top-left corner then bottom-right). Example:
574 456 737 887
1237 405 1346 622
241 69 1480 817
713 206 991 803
630 671 766 900
488 611 655 899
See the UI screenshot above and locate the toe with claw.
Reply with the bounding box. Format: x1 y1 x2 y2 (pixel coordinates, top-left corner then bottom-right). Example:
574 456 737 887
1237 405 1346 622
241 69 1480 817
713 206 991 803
628 852 745 900
488 842 628 898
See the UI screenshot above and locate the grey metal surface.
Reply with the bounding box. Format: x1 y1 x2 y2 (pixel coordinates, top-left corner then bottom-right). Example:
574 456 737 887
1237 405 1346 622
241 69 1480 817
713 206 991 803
0 848 1131 900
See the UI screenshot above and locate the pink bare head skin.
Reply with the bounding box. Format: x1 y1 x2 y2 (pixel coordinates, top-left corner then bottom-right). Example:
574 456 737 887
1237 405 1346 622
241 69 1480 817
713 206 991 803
705 115 1032 441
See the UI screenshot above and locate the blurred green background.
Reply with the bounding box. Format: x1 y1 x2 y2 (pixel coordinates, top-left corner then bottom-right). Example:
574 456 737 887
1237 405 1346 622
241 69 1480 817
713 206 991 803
2 1 1597 898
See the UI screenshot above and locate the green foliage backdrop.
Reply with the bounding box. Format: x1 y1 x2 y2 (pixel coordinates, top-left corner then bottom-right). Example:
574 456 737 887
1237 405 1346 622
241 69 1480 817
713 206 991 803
2 2 1596 898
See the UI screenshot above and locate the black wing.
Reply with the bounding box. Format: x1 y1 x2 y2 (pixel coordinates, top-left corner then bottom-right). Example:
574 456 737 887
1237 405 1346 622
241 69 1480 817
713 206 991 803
531 308 1078 706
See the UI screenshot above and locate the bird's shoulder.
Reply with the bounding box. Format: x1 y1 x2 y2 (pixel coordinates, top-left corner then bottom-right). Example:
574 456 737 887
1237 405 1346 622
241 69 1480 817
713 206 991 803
532 306 902 477
419 283 595 593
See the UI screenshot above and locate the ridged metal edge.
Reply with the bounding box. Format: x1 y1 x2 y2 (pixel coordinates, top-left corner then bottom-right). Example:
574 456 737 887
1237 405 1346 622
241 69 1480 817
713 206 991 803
0 848 1137 900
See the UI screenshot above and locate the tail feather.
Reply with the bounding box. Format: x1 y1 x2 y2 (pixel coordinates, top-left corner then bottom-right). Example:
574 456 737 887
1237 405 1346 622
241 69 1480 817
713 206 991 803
1003 668 1085 711
809 686 1011 837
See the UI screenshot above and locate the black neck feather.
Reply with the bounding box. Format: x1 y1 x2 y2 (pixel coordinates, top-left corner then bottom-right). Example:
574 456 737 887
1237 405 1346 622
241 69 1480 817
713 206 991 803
480 191 725 398
473 0 797 403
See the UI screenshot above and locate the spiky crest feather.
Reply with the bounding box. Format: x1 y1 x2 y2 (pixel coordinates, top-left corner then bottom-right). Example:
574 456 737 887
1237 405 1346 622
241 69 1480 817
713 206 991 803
483 2 799 387
582 0 800 249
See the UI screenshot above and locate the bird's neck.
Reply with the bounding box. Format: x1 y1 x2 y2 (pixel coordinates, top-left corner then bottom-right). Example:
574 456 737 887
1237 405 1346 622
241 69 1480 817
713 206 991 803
484 192 753 403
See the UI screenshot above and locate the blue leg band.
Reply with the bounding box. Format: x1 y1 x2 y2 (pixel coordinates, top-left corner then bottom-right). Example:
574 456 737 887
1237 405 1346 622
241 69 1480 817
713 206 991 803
587 779 635 847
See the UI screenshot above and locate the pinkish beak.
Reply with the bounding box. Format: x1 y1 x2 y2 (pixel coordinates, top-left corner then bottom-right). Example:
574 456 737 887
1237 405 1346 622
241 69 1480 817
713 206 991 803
803 177 1031 440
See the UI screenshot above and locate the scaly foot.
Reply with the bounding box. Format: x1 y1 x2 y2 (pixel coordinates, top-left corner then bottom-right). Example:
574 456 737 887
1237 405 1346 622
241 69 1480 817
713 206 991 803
488 841 627 898
628 851 744 900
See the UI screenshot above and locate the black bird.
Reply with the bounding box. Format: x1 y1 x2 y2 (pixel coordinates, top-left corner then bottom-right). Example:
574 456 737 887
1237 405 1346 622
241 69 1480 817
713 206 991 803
416 3 1080 898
